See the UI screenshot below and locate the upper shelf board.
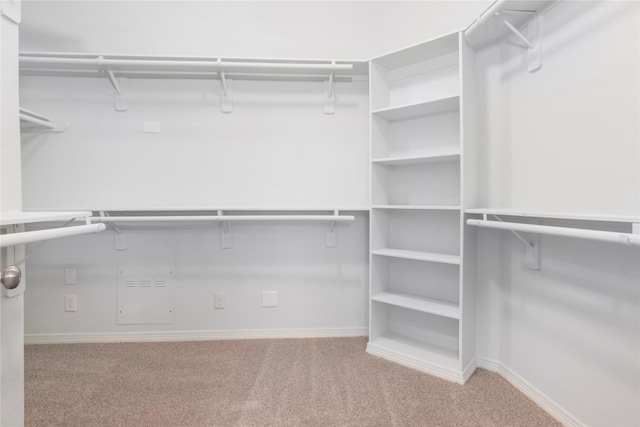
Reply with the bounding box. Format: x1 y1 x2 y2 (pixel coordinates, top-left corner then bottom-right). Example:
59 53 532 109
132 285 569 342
372 32 459 70
465 208 640 224
0 211 93 227
372 96 459 121
465 0 557 49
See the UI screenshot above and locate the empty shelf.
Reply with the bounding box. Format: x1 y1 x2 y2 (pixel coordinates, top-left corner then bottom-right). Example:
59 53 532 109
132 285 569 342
367 334 459 371
371 248 460 265
372 205 460 211
372 292 460 319
371 96 459 121
371 151 460 165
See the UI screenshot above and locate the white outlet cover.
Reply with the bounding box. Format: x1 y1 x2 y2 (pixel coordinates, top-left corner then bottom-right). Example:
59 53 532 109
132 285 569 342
262 291 278 308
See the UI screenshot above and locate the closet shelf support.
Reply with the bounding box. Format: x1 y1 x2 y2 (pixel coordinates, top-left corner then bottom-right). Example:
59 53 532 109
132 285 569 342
105 68 128 111
494 11 543 72
19 108 68 132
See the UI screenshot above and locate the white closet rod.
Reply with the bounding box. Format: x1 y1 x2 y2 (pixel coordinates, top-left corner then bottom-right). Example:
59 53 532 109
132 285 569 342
0 224 106 248
20 56 353 72
466 219 640 247
87 215 355 222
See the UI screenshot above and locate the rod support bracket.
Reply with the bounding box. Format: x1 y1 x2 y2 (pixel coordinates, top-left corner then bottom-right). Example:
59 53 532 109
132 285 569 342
495 11 543 72
104 64 128 111
325 210 339 248
323 61 336 114
219 59 233 113
218 210 232 248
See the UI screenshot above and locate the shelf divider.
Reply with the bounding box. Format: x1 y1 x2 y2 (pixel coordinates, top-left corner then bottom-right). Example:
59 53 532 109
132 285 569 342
372 291 460 319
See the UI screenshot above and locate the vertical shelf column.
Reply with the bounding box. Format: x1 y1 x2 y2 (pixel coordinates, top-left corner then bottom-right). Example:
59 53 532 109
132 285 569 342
367 31 476 384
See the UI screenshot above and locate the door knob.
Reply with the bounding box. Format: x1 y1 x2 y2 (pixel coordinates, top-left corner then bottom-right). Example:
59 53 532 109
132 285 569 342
1 265 21 290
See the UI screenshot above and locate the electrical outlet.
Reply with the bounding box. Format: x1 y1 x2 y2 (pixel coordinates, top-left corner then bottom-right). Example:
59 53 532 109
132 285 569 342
65 294 77 312
214 292 225 309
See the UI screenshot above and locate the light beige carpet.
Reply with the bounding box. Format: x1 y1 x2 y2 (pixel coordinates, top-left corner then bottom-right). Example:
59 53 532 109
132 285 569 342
25 337 560 426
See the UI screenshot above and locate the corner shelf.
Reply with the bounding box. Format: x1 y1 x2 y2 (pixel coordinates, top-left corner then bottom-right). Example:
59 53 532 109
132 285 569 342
368 30 475 384
371 248 460 265
371 291 460 319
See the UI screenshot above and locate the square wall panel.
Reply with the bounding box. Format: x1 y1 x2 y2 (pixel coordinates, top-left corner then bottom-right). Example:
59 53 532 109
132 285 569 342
117 258 175 325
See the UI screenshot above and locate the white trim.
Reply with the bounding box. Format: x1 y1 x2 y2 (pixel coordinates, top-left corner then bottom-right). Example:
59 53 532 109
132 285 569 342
477 357 585 427
24 327 368 345
366 342 471 384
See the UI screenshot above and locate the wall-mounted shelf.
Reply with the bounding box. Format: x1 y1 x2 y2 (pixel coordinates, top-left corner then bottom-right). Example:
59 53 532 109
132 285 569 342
0 211 93 227
372 205 460 211
465 0 557 49
20 52 368 114
466 208 640 224
465 0 558 72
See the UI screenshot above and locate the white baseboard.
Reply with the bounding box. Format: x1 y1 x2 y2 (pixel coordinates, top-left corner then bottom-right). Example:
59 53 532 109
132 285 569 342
477 357 584 427
25 327 368 344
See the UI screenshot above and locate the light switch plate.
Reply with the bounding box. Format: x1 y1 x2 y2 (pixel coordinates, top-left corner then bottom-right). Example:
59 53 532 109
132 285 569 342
64 268 77 285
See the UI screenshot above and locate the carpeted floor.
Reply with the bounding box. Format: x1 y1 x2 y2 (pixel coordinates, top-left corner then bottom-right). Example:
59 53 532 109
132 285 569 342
25 337 560 426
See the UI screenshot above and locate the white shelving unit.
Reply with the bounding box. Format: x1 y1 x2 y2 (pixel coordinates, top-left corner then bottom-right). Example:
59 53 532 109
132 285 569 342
367 31 477 384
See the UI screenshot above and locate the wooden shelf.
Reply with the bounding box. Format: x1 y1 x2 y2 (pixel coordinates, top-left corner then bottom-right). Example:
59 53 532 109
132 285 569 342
372 205 460 211
367 334 459 371
465 208 640 224
371 248 460 265
0 211 92 227
371 96 459 121
371 151 460 166
372 292 460 319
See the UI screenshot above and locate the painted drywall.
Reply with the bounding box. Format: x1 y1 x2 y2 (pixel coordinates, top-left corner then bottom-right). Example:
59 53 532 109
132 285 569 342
474 1 640 425
20 76 370 210
19 1 491 60
24 215 369 337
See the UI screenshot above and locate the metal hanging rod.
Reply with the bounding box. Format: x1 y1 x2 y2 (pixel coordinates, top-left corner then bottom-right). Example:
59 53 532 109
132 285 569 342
84 214 355 223
466 219 640 247
0 224 106 248
20 55 353 72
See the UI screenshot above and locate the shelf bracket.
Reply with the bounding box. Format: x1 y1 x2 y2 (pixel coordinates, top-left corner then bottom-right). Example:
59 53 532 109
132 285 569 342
493 215 539 270
106 69 128 111
19 108 68 133
218 210 232 249
100 211 127 250
495 11 543 72
325 210 339 248
323 61 336 115
218 59 233 113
